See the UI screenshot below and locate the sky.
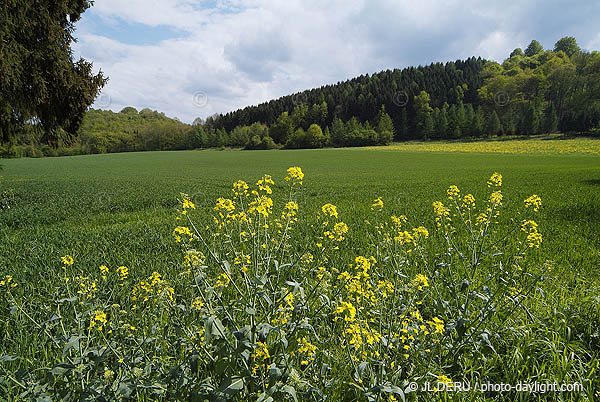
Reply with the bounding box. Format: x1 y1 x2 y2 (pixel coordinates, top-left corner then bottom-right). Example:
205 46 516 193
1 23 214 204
72 0 600 123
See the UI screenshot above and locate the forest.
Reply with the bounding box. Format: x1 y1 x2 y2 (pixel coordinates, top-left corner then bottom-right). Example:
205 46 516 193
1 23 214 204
2 37 599 157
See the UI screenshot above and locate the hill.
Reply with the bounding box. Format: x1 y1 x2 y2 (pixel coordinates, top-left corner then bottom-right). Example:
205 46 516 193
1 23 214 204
2 37 599 157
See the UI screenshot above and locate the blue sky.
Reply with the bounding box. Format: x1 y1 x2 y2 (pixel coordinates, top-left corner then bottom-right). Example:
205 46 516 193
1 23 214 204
72 0 600 123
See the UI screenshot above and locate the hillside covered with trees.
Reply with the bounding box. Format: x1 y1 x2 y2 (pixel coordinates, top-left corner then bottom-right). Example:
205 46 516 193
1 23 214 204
1 36 598 157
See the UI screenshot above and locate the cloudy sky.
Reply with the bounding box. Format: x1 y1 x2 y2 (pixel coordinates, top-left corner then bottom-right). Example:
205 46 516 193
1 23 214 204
72 0 600 123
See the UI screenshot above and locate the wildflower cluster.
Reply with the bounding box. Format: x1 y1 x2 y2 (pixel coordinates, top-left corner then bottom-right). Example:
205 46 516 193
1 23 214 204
131 272 174 307
1 169 549 401
0 275 17 288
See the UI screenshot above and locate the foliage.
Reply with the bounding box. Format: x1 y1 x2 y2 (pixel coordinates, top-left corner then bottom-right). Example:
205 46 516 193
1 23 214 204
0 0 107 145
1 147 599 399
3 165 595 400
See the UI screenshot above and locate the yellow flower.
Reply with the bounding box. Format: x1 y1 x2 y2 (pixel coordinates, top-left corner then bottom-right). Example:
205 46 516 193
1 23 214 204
524 194 542 212
248 195 273 217
61 255 74 266
371 197 384 211
487 172 502 187
391 215 408 228
296 337 317 364
489 190 503 207
447 185 460 200
412 274 429 290
427 317 445 334
329 222 349 241
191 297 204 311
283 201 299 217
412 226 429 240
215 273 231 288
462 193 475 208
88 310 107 331
172 226 193 243
180 193 196 210
214 197 235 213
334 301 357 322
321 203 338 219
526 231 543 248
285 166 304 184
232 180 249 197
256 175 275 194
437 375 453 389
432 201 450 228
116 266 128 280
0 275 17 288
377 280 394 297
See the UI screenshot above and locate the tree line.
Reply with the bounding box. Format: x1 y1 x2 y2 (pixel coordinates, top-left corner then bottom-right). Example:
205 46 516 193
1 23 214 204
2 35 599 157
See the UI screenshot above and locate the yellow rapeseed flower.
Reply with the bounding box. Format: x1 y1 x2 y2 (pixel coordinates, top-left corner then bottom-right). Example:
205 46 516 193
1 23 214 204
285 166 304 185
487 172 502 188
371 197 384 211
321 203 338 219
61 255 74 266
88 310 107 331
524 194 542 212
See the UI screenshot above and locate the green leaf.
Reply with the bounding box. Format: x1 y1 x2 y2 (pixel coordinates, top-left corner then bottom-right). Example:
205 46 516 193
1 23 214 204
0 355 18 363
280 385 298 402
116 382 136 398
50 363 76 376
218 376 244 397
205 316 226 343
63 335 84 358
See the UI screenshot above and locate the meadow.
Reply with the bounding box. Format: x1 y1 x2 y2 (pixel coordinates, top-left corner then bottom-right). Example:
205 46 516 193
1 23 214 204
1 141 599 400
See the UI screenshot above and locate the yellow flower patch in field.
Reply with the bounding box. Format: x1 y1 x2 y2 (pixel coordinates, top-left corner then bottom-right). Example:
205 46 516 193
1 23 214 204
368 138 600 155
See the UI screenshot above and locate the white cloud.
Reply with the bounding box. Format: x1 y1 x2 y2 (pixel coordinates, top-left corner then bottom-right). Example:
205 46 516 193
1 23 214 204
73 0 600 123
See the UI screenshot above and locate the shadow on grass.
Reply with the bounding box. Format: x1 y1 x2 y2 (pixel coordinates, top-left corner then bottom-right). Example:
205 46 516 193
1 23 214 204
582 179 600 186
556 202 600 226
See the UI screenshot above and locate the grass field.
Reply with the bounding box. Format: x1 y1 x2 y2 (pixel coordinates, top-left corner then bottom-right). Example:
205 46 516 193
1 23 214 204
1 143 599 400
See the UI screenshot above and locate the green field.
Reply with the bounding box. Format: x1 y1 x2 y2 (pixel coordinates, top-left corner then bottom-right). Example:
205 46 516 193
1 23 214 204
1 146 600 400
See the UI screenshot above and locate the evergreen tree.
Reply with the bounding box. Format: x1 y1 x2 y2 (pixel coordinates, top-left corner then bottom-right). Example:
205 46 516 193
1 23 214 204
486 111 502 136
398 108 409 140
472 107 485 137
375 105 394 144
523 103 539 134
455 103 467 137
438 104 449 139
413 91 433 139
1 0 108 144
448 105 462 139
330 118 346 146
464 103 475 136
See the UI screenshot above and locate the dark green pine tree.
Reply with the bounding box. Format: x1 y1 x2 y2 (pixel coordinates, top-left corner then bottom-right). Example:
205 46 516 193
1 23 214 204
438 105 449 139
1 0 108 145
486 110 502 136
464 103 475 137
523 103 539 135
375 105 394 144
472 107 485 137
448 105 462 139
398 108 409 141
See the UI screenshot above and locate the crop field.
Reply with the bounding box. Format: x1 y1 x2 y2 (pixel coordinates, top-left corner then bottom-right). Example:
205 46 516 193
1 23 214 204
1 140 599 401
